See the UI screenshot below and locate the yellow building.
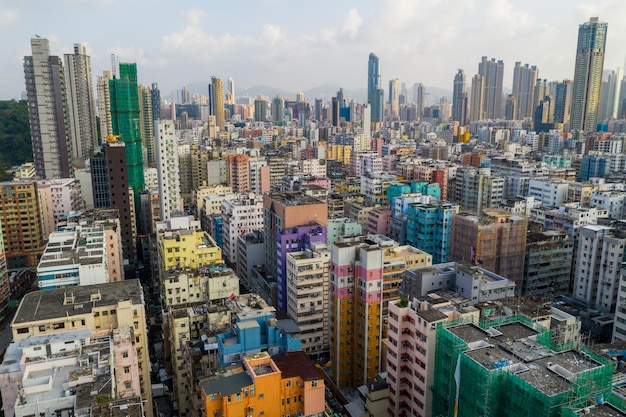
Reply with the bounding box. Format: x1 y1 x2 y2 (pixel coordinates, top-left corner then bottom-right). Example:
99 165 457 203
326 144 352 166
158 228 223 272
201 351 325 417
330 235 432 389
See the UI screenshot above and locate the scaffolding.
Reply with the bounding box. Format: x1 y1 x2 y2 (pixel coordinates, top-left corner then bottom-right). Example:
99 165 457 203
431 317 617 417
109 62 145 192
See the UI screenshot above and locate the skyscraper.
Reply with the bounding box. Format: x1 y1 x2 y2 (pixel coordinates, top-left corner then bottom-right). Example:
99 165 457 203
367 53 383 122
208 76 225 131
151 82 161 121
155 121 182 222
414 82 425 118
24 37 73 179
254 95 267 122
452 69 467 124
64 43 97 160
512 62 538 120
478 56 504 119
138 85 155 168
469 74 484 122
388 78 400 120
598 68 623 122
227 77 235 104
570 17 608 132
109 63 145 194
96 70 113 142
553 80 572 125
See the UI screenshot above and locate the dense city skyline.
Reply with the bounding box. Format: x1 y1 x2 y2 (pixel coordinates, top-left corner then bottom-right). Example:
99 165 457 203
1 0 626 100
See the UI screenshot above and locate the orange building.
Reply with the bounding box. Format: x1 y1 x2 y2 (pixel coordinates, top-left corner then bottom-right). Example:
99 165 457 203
227 154 250 194
201 351 325 417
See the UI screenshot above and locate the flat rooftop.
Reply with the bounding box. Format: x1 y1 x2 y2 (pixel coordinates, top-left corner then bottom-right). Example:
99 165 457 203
575 403 626 417
13 279 143 324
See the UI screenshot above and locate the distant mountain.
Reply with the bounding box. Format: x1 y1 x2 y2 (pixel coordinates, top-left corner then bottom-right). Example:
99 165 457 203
187 82 451 104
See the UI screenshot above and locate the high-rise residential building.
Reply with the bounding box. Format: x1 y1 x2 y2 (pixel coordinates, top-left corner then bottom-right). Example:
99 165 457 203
24 37 73 179
406 201 459 264
553 79 572 125
37 178 84 237
221 193 264 266
469 74 484 122
138 85 156 168
227 76 235 104
330 234 432 389
368 53 384 123
96 70 113 141
8 279 153 417
523 231 573 298
453 167 503 214
254 95 267 122
64 43 97 159
91 141 136 265
570 17 608 132
109 63 145 194
478 56 504 119
414 82 425 118
109 63 145 234
450 210 528 288
512 62 538 120
388 78 400 120
155 121 182 222
452 69 467 124
0 181 45 269
0 228 9 319
286 242 331 358
263 192 328 311
271 94 284 123
572 223 626 313
208 76 225 131
227 154 250 194
599 67 624 122
151 82 161 121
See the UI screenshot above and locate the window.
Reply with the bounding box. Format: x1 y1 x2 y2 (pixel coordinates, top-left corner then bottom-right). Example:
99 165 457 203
209 393 218 401
286 380 291 388
125 381 132 389
123 366 130 374
122 351 129 358
16 327 29 334
311 380 318 387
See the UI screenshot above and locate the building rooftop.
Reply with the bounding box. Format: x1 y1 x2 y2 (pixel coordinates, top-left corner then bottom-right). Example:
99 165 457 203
13 279 143 324
272 351 322 381
200 371 253 397
574 403 626 417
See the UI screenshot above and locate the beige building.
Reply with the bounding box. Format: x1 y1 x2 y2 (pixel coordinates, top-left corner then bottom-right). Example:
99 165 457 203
6 280 152 417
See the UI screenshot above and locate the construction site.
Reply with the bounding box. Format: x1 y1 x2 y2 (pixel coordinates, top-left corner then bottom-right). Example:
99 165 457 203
431 315 620 417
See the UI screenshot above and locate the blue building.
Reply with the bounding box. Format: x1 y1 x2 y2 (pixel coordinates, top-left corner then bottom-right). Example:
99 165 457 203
217 309 301 367
579 154 608 181
406 201 459 264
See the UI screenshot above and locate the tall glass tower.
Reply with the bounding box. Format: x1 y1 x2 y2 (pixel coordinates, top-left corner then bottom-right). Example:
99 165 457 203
570 17 607 133
367 53 383 123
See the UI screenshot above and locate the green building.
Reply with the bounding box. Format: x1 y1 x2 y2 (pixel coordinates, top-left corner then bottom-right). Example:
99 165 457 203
432 316 616 417
109 63 145 232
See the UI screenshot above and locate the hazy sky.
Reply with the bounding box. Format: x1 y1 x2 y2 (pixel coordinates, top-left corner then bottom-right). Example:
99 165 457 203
1 0 625 101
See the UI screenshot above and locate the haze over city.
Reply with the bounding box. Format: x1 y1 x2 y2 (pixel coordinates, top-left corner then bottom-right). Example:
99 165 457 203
1 0 626 100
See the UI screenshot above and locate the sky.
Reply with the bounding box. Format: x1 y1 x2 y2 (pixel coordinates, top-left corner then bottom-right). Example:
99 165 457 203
1 0 625 101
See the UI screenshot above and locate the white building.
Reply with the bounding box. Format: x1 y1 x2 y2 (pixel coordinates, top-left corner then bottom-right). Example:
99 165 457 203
573 223 626 313
300 159 327 177
286 242 330 357
249 157 268 195
37 223 109 290
613 264 626 342
590 190 626 219
155 120 183 221
143 167 159 190
528 179 570 208
37 178 85 238
361 172 397 204
221 193 264 265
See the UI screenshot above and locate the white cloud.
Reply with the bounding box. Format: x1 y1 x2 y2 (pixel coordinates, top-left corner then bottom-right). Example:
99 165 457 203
340 8 362 39
0 8 18 26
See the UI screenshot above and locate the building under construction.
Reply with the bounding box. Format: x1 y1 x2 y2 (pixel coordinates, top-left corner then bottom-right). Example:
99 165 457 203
431 315 618 417
109 62 145 234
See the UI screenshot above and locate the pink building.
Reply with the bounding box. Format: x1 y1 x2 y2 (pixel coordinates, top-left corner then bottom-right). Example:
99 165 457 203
366 207 391 235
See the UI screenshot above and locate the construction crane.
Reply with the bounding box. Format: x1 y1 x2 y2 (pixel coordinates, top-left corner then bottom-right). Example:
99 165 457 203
106 134 121 142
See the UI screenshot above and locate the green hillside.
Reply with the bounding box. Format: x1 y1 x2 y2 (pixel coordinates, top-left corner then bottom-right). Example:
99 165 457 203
0 100 32 181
